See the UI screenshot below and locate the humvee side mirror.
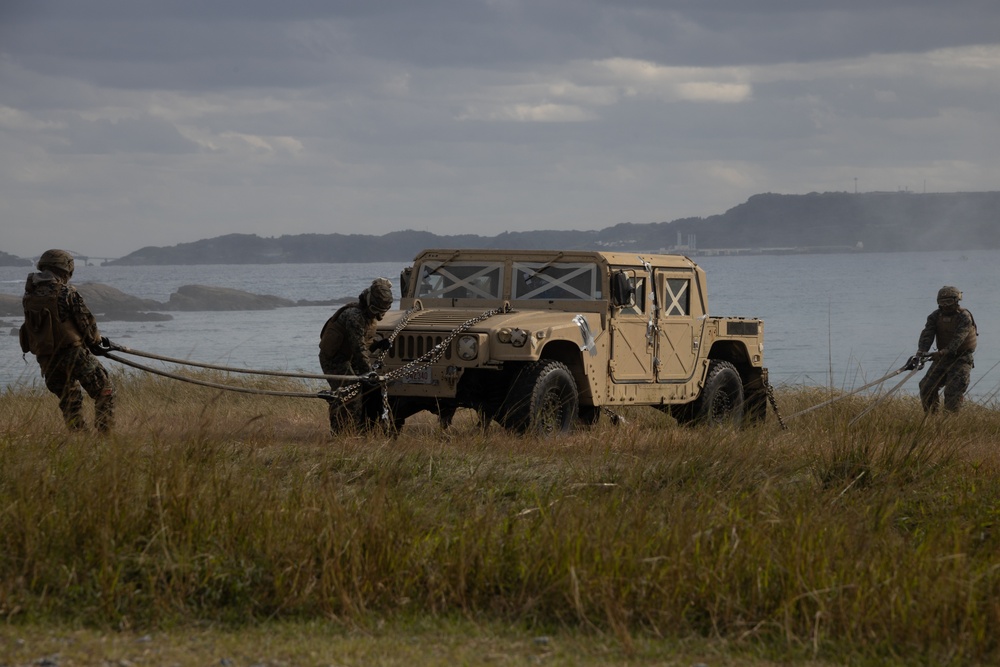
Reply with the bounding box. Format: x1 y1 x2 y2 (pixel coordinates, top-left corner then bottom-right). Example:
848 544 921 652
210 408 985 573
611 270 636 307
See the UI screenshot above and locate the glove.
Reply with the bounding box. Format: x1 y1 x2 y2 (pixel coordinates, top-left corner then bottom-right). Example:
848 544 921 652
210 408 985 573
369 337 392 353
89 336 111 356
930 351 944 362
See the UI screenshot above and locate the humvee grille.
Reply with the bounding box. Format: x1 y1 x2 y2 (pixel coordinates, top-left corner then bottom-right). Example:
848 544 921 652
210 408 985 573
727 321 759 336
408 311 483 326
389 334 453 361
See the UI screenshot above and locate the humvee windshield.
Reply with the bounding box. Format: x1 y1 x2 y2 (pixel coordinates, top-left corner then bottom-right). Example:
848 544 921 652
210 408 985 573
415 261 505 299
512 262 602 300
413 259 604 301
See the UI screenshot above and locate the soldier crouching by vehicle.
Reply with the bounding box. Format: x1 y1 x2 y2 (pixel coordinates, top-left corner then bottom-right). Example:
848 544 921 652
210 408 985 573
913 285 978 414
20 249 116 433
318 277 394 434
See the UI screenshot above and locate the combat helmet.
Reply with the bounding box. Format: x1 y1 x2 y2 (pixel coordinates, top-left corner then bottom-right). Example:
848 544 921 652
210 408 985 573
37 249 75 278
360 277 394 319
937 285 962 305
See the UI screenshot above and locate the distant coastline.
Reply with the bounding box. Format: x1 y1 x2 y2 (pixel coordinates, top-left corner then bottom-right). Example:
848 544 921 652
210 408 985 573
0 283 344 321
6 190 998 266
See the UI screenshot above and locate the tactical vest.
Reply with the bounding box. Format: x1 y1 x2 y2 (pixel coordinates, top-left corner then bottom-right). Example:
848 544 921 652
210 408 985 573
936 307 977 355
20 292 83 357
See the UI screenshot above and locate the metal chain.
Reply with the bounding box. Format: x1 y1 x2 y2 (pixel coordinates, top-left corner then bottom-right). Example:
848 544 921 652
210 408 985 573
764 376 787 430
376 304 511 422
325 306 423 410
381 304 510 384
375 308 417 366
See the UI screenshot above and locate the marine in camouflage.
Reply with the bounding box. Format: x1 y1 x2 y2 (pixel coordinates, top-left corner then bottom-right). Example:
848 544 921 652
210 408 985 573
21 250 115 432
318 278 393 433
916 285 977 413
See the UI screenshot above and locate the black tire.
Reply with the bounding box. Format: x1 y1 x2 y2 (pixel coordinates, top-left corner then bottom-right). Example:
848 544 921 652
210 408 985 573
690 360 744 426
500 361 579 436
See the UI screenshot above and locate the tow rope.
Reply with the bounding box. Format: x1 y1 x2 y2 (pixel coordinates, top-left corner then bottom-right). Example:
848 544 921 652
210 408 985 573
106 351 354 400
110 345 369 381
848 365 925 426
780 353 931 423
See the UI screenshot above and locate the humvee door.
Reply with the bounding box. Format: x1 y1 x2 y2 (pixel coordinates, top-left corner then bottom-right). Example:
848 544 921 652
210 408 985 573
610 271 655 382
655 269 700 381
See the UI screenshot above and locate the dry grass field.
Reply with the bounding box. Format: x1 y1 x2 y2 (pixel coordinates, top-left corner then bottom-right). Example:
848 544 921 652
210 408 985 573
2 371 999 665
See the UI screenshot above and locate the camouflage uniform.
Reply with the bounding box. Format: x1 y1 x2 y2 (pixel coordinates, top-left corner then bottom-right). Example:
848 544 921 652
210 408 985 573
318 278 394 433
916 286 977 413
20 250 115 432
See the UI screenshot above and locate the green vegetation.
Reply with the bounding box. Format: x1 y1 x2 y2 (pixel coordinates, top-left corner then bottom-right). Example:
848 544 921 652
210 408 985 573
2 374 999 665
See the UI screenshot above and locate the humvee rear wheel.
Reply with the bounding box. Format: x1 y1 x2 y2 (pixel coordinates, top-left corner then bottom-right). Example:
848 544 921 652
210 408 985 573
692 360 744 426
501 361 579 436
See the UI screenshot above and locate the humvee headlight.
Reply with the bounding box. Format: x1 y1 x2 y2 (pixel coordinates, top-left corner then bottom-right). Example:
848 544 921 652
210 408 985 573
497 328 528 347
509 328 529 347
457 334 479 361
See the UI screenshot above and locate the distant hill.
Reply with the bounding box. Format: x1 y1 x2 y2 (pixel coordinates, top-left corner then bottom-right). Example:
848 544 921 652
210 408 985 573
0 251 31 267
8 191 997 266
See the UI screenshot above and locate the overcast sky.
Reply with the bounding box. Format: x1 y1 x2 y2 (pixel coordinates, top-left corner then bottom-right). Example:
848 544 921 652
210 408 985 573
2 0 999 259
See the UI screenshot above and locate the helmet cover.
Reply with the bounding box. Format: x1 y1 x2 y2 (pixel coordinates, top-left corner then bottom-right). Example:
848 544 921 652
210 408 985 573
37 249 75 278
937 285 961 303
361 277 394 316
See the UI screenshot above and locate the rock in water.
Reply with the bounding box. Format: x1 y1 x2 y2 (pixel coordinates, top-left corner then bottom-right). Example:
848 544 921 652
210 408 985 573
165 284 296 311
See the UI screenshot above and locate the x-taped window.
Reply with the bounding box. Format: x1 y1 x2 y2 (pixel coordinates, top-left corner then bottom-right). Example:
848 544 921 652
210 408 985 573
416 262 504 299
512 262 602 300
663 278 690 316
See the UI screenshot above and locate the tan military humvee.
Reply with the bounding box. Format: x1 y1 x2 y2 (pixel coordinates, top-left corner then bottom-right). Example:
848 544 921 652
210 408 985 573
374 249 767 434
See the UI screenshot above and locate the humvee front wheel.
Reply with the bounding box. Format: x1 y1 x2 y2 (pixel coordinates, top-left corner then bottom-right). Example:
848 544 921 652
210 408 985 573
501 360 579 436
691 359 744 426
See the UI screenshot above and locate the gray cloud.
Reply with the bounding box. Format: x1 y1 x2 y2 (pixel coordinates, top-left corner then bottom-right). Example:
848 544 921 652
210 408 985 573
2 0 999 257
54 115 202 154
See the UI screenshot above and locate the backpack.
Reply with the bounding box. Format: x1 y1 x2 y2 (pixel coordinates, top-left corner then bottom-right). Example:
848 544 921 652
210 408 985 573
20 302 58 356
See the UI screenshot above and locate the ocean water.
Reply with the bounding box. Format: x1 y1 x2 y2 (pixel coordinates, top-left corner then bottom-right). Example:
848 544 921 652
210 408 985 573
2 252 998 404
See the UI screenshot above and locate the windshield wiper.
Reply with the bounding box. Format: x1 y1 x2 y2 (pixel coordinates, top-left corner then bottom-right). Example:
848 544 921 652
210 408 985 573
424 250 461 278
524 252 564 281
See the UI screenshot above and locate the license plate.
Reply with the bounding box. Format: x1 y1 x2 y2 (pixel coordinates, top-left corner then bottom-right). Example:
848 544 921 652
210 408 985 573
401 366 433 384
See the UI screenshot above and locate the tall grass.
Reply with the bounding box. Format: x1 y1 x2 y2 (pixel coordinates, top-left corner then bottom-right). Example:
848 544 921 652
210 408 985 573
2 372 999 663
